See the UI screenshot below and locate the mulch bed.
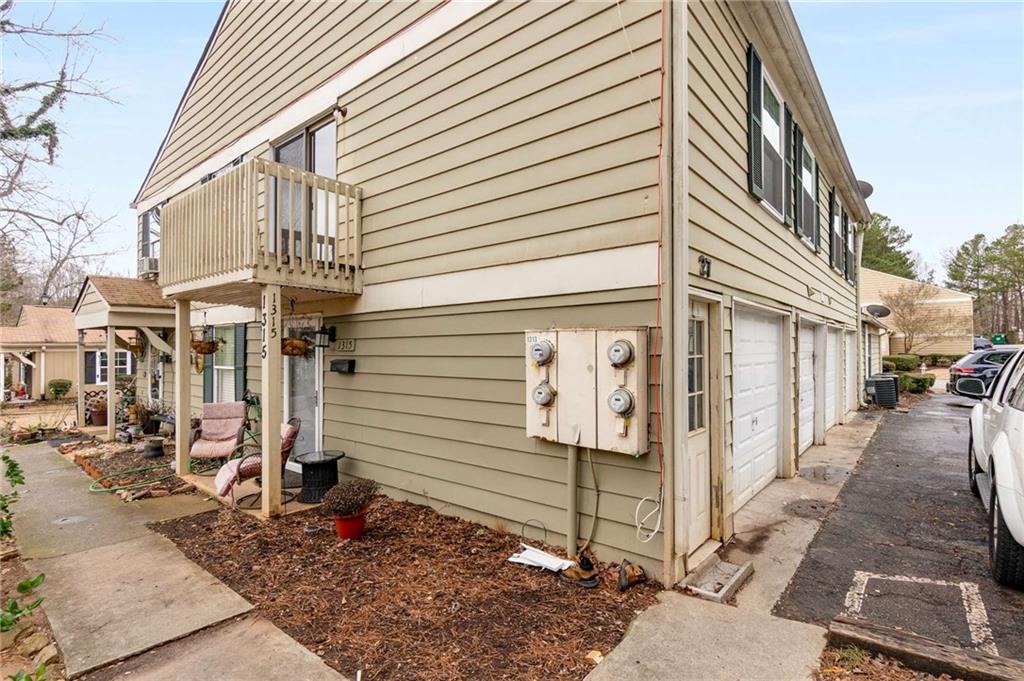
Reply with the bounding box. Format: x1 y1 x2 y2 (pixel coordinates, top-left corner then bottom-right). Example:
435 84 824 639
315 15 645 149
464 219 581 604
818 645 958 681
66 441 191 498
151 498 660 681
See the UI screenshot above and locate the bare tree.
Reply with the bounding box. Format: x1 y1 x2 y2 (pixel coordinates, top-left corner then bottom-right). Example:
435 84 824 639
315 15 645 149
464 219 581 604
881 282 971 353
0 0 115 321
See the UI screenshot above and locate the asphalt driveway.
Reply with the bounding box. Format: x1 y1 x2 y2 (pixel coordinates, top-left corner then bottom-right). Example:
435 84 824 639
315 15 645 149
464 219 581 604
774 393 1024 660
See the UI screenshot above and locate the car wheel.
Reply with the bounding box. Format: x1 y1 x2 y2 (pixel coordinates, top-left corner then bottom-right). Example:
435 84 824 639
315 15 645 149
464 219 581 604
989 473 1024 589
968 431 980 498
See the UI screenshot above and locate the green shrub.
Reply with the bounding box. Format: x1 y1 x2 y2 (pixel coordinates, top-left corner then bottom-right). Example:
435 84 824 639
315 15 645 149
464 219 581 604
896 372 914 392
937 357 952 368
882 360 897 372
47 378 72 399
884 354 920 372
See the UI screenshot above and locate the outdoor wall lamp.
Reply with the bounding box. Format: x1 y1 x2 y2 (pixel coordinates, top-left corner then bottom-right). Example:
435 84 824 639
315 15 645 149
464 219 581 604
315 325 336 349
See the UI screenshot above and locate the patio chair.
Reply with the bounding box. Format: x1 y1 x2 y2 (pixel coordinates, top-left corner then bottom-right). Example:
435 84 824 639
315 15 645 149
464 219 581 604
218 417 301 510
189 401 247 474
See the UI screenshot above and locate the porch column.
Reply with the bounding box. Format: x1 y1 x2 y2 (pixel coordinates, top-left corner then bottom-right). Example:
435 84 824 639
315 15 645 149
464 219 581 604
106 326 116 441
76 332 85 427
174 300 192 475
39 345 46 399
0 350 5 404
260 284 283 517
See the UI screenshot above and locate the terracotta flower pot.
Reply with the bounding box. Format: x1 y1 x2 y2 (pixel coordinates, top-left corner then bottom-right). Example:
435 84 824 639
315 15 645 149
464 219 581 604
91 408 108 427
333 509 368 540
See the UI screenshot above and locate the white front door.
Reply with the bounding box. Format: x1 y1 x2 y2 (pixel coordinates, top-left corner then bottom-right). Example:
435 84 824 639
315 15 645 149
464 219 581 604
732 307 782 510
845 331 858 413
283 316 323 466
798 323 816 453
825 328 839 429
686 302 711 553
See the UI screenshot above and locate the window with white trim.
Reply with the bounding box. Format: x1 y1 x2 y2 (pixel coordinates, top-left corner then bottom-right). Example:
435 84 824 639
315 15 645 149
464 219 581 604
845 215 855 282
95 350 132 385
831 194 843 270
760 75 785 218
212 325 236 403
799 143 816 246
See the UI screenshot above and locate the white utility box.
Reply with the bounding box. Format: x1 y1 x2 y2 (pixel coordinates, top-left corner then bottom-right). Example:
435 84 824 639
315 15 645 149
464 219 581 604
525 328 648 455
525 330 558 442
597 328 648 455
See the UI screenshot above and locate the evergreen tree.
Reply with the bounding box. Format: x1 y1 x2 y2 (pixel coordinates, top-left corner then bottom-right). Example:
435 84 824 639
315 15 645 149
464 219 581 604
861 213 918 279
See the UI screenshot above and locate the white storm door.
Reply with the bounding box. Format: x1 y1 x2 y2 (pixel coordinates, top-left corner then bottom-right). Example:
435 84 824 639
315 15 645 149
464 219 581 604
798 323 815 453
732 308 782 510
686 303 712 553
283 316 324 468
825 328 839 428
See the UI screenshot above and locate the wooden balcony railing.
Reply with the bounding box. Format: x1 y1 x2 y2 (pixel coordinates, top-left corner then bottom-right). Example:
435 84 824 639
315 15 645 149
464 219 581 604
160 158 362 302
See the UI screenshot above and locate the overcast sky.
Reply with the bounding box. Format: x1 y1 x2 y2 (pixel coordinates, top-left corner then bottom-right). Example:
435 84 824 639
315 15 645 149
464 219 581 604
8 1 1023 282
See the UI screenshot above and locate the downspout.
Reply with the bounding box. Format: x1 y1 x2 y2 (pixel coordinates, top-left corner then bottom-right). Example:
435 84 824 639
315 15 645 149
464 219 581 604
855 224 867 406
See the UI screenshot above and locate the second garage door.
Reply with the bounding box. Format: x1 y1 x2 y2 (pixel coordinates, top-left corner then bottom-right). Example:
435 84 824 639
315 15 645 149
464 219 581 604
825 328 840 429
733 307 782 510
798 323 816 453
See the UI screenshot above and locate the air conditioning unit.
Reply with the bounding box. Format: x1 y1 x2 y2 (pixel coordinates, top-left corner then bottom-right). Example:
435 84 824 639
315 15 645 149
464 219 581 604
138 257 159 276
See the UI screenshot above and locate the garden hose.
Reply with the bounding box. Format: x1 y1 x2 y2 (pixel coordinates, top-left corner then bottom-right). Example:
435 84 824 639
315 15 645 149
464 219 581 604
87 462 176 493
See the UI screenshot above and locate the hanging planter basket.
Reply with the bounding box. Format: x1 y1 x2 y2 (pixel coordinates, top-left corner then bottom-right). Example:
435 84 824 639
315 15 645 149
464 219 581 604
281 336 311 356
190 339 220 355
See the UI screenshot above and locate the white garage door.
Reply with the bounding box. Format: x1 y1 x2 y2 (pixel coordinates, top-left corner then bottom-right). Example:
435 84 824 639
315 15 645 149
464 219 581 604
733 308 782 510
798 324 815 453
846 331 858 413
825 328 839 429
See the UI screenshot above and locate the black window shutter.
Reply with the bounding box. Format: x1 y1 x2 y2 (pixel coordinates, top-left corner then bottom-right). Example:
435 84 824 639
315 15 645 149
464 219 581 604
813 166 821 252
793 125 803 235
828 189 836 266
746 44 765 199
783 105 794 227
843 211 852 279
234 323 247 401
85 352 96 384
203 327 214 403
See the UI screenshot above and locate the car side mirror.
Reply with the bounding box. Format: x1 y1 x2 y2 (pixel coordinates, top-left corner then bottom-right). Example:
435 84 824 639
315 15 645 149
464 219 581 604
956 377 987 399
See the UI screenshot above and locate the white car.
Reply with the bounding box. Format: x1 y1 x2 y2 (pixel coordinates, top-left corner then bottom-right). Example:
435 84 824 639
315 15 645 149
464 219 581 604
962 347 1024 589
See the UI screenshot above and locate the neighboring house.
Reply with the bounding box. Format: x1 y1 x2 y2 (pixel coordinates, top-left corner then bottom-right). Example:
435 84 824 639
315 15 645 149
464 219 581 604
862 312 891 377
0 306 134 402
122 0 871 583
860 268 974 356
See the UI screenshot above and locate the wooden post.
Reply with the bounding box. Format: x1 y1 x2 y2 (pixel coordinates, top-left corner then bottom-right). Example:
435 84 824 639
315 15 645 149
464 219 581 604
260 284 283 517
0 350 5 404
174 300 192 475
76 331 85 428
39 345 46 400
106 326 116 442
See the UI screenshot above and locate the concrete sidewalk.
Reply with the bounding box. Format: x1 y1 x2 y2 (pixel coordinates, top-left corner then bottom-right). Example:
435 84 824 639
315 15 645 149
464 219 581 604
6 443 346 680
587 413 882 681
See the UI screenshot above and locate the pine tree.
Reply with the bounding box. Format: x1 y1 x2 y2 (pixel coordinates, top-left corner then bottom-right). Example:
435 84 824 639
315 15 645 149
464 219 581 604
861 213 918 280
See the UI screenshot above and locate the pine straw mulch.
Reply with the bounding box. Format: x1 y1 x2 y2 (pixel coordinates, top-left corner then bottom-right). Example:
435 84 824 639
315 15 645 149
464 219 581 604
64 440 191 497
150 498 660 681
817 645 959 681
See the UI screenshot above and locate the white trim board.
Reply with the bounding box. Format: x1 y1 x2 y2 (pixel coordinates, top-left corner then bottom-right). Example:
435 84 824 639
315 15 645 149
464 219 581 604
137 0 497 213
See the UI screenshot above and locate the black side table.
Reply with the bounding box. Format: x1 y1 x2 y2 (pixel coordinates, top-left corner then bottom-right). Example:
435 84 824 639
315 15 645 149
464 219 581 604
292 450 346 503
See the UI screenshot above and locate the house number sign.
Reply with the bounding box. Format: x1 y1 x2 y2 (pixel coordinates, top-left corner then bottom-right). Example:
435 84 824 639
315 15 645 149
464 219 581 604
260 290 279 359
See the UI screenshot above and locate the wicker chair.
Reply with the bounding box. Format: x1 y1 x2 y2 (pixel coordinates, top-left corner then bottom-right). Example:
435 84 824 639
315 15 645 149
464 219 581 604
189 401 247 474
232 417 301 509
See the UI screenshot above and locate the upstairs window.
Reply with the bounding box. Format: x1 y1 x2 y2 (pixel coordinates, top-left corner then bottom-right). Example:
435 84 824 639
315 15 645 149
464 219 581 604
747 45 784 218
799 144 817 247
844 212 855 282
761 78 785 217
829 192 843 270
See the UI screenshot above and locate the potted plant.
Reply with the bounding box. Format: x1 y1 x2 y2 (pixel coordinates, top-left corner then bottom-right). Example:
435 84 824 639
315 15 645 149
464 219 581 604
90 399 108 427
322 477 379 540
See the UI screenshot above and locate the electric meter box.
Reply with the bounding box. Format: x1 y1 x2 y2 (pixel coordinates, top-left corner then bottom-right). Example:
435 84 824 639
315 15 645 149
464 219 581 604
597 328 648 455
525 330 558 442
524 328 648 455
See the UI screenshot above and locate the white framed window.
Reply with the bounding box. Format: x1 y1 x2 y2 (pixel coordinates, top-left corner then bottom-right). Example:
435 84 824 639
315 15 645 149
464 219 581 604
799 143 816 247
831 195 844 270
95 350 132 385
760 72 785 220
212 325 236 403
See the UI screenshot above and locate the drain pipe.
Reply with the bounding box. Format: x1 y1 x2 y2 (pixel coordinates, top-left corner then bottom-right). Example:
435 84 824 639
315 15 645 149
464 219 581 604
567 443 579 556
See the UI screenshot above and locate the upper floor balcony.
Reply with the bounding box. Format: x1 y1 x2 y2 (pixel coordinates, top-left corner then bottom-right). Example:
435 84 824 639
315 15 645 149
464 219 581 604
160 158 362 306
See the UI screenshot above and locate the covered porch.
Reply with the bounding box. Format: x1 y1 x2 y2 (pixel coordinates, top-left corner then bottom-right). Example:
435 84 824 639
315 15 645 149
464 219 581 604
73 276 176 441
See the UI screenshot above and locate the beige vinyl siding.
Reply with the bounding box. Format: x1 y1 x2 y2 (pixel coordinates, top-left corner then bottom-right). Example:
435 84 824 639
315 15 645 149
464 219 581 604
140 1 441 204
76 286 108 318
687 1 858 524
868 333 882 375
323 287 664 572
337 0 663 284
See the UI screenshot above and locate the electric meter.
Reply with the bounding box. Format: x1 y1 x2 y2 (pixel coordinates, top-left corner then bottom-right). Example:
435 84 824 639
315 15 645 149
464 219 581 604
607 388 635 416
607 339 635 367
529 339 555 365
532 381 556 407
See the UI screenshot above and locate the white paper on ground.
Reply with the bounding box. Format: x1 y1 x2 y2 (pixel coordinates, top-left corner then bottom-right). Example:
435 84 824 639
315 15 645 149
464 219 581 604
507 543 574 572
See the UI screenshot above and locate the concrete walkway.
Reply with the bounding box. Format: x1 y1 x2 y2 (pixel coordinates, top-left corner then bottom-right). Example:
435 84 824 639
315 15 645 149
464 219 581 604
6 443 346 680
587 413 882 681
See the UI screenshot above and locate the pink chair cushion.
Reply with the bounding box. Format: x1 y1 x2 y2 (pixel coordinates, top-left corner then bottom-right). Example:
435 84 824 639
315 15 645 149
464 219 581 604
215 459 241 497
191 437 239 459
198 401 245 442
235 422 300 480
